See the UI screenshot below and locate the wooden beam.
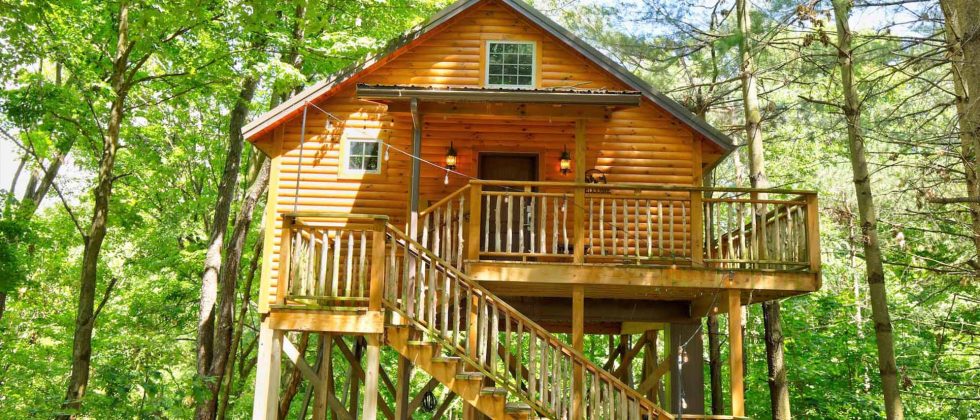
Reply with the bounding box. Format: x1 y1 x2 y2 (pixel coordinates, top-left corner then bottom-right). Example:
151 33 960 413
283 335 320 383
348 338 365 416
313 334 331 420
252 319 283 420
572 285 585 420
504 296 691 325
638 358 671 395
691 293 726 318
727 290 745 417
385 101 617 120
362 334 382 420
394 355 413 420
268 309 384 334
806 194 821 276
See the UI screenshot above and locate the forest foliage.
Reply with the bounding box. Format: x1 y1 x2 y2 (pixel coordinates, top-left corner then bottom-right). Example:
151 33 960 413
1 0 977 418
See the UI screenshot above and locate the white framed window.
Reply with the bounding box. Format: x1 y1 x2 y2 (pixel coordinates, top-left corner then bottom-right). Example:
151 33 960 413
343 138 382 174
486 41 535 88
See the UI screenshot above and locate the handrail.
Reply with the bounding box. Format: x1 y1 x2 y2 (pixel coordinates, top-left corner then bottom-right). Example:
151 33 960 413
470 179 817 196
420 184 471 217
384 223 673 419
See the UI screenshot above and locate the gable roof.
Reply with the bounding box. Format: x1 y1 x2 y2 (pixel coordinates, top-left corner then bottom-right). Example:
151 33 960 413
243 0 735 152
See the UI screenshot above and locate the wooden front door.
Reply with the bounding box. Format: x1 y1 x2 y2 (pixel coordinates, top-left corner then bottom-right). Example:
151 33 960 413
479 153 538 255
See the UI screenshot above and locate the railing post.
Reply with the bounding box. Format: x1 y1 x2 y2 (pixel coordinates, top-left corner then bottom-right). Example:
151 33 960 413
573 186 585 264
467 183 482 262
806 193 821 273
369 219 386 311
275 215 294 306
691 191 704 267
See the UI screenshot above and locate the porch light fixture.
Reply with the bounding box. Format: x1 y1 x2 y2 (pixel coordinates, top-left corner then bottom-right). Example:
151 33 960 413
559 146 572 175
445 142 458 171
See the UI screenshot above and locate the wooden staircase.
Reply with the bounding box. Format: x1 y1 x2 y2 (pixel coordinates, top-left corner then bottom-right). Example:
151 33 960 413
381 224 673 419
386 325 534 419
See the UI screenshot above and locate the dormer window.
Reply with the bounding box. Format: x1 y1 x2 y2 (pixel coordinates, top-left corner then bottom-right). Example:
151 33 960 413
486 41 535 88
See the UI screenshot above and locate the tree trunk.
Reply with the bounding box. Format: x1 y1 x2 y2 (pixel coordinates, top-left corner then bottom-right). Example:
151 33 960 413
736 0 790 416
831 1 904 418
217 224 265 420
941 0 980 265
60 2 132 415
194 73 262 420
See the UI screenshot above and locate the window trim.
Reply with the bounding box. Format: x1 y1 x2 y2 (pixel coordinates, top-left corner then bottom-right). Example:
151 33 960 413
484 40 536 89
341 137 382 175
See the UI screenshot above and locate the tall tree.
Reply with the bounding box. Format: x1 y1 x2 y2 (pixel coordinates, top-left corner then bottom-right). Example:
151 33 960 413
735 0 790 417
830 0 904 417
939 0 980 268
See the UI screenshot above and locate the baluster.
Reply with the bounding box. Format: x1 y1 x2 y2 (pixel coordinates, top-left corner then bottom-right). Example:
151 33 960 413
401 241 411 314
515 322 524 389
332 231 341 297
529 194 537 253
589 371 598 419
552 197 559 254
541 196 548 254
786 205 796 262
775 204 784 265
646 200 652 258
428 256 437 326
622 199 628 257
465 287 474 356
605 380 614 419
446 203 453 264
305 231 314 296
669 201 676 257
551 344 560 413
452 278 460 346
682 201 688 258
345 231 355 297
589 197 594 255
562 196 569 255
484 194 490 252
519 196 525 253
507 193 514 252
657 201 664 257
600 198 606 256
319 231 329 296
529 333 537 403
433 207 441 259
634 199 640 260
491 303 499 372
504 311 511 384
359 230 367 297
291 230 301 295
540 342 549 407
737 202 746 264
750 201 758 266
457 196 465 269
387 238 396 303
422 212 431 255
441 270 450 338
494 195 502 253
612 199 618 256
415 250 425 320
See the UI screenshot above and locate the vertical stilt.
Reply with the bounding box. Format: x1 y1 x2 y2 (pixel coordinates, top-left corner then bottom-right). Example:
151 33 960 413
252 319 283 420
728 290 745 417
669 322 705 415
349 337 365 417
362 334 382 420
313 334 331 420
641 330 658 402
394 356 413 419
572 285 585 420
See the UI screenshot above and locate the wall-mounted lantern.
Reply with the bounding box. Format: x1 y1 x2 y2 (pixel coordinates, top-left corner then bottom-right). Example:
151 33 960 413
559 146 571 175
445 142 458 171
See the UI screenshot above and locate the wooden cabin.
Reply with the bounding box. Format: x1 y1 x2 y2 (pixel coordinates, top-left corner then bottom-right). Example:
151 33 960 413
244 0 821 419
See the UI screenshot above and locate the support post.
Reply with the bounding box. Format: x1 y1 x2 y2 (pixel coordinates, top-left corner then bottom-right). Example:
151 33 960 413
727 290 745 417
370 220 386 311
362 334 382 420
691 192 704 267
394 355 413 420
572 285 585 420
669 322 705 415
467 183 483 261
573 119 587 263
806 193 821 274
252 318 283 420
275 216 294 305
313 334 332 420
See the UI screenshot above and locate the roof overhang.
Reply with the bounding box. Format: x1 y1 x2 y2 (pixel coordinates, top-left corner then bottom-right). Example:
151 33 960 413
356 84 643 106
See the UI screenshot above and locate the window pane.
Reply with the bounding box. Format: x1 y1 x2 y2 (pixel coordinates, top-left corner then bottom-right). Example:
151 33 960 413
489 64 502 75
364 142 378 155
504 54 518 65
489 75 502 85
349 156 363 169
351 141 363 154
518 43 532 54
504 43 517 53
505 75 518 85
519 53 531 64
365 157 378 171
490 43 504 53
518 65 531 75
518 75 532 85
490 53 502 64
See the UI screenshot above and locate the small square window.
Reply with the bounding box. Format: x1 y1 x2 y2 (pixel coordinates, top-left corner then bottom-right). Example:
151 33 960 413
345 139 382 174
487 41 534 87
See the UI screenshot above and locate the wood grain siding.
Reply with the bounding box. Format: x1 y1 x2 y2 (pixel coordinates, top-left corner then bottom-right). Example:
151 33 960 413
257 0 721 311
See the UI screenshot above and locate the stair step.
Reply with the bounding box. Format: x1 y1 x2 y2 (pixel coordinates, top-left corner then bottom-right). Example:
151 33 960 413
505 402 532 413
432 355 460 363
481 387 507 396
455 372 485 381
406 339 438 346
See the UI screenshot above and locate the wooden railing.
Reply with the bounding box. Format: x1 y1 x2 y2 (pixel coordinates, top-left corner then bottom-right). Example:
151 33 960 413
463 180 819 271
383 223 672 419
418 184 469 271
275 213 387 309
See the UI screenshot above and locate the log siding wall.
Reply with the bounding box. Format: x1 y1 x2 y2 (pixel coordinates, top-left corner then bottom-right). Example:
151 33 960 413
257 1 723 311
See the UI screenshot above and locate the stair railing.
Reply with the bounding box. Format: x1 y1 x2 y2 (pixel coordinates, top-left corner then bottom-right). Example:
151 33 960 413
418 184 470 271
382 223 672 420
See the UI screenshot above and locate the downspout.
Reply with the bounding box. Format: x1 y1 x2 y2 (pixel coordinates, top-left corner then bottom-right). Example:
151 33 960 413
409 97 422 240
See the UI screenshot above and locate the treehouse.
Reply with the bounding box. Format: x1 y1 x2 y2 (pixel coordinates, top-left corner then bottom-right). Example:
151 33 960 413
243 0 821 419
